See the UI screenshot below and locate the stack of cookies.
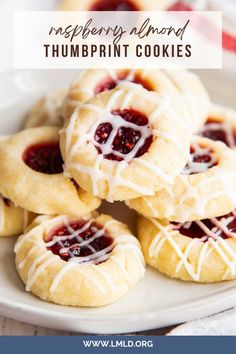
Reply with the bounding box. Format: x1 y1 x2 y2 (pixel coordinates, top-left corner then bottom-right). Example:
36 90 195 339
1 68 236 307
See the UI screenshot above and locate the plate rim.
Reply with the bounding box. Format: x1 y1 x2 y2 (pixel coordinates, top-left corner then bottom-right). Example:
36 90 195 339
1 277 236 322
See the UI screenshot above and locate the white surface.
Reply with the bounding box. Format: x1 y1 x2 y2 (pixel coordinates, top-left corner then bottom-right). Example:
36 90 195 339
0 315 77 336
169 307 236 335
0 0 58 73
0 69 236 334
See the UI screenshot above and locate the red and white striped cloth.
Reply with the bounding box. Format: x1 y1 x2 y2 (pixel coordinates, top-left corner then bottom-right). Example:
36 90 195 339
167 0 236 54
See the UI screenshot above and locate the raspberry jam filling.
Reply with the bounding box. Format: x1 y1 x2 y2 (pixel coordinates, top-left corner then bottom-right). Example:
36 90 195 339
94 74 153 95
94 109 153 161
2 196 11 207
172 211 236 241
46 220 114 264
199 118 236 148
94 77 119 95
23 143 63 174
182 143 218 175
90 0 139 11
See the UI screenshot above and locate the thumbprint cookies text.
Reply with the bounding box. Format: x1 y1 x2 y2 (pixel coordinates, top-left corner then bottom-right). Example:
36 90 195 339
44 43 192 58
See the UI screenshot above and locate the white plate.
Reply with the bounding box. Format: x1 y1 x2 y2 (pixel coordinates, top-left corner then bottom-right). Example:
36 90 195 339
0 69 236 334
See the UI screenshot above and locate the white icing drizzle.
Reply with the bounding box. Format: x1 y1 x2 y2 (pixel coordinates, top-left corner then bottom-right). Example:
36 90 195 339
45 218 114 265
182 141 218 175
154 95 192 136
150 219 200 281
156 131 189 159
67 69 209 135
92 112 152 162
134 159 173 185
14 215 63 253
149 230 167 258
92 265 115 293
69 69 208 132
74 265 107 294
149 213 236 280
26 252 57 291
49 261 77 293
173 214 236 240
143 196 161 218
14 228 38 253
172 171 236 222
142 170 236 221
110 255 132 283
18 244 44 269
115 243 145 269
16 216 144 294
176 238 198 273
199 120 236 148
64 85 187 200
146 133 236 221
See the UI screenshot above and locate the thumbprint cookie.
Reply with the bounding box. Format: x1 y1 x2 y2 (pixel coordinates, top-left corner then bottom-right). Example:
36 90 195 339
0 135 36 236
62 69 209 132
127 136 236 221
0 196 35 237
25 90 66 128
138 214 236 282
0 127 100 215
198 104 236 150
60 83 191 201
58 0 172 11
15 213 145 307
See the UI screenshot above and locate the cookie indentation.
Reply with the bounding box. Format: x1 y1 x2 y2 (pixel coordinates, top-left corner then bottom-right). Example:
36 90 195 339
46 220 114 264
94 109 153 161
23 143 63 174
